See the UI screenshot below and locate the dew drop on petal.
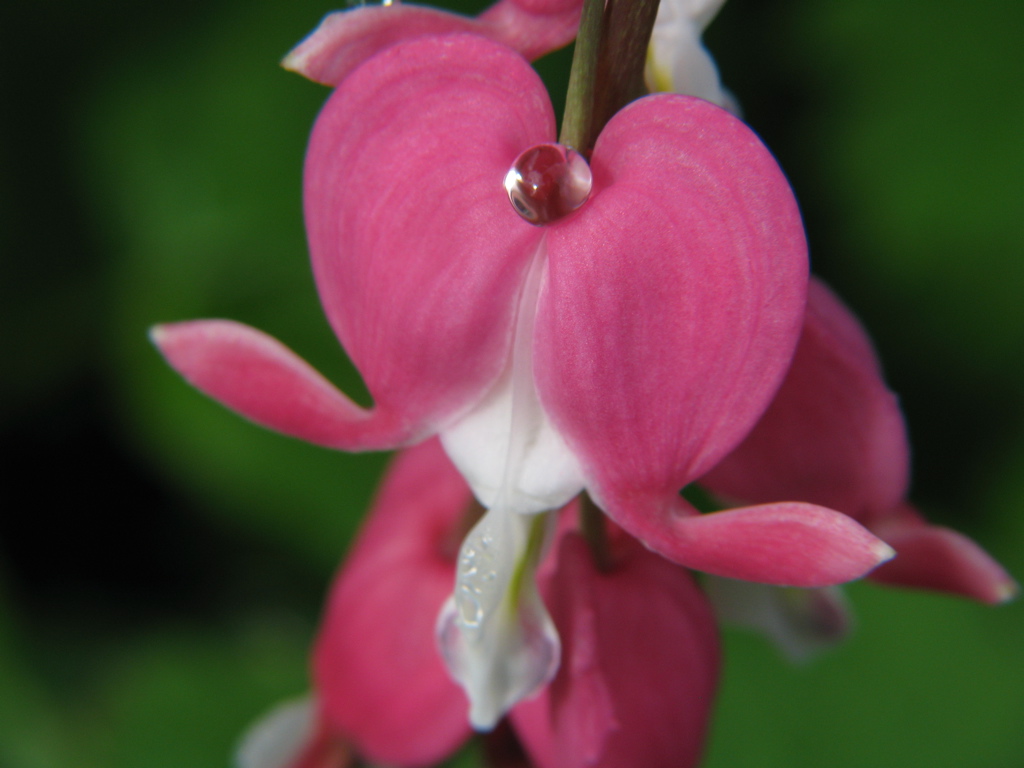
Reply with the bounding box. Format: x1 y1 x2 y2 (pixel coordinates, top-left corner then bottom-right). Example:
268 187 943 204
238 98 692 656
504 143 592 225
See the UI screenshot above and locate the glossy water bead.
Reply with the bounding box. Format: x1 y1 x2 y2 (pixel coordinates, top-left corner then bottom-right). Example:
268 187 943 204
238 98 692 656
504 143 592 225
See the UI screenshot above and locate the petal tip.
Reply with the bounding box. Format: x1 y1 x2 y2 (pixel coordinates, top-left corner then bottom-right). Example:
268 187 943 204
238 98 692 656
994 577 1020 605
873 540 897 567
279 50 301 73
148 323 167 344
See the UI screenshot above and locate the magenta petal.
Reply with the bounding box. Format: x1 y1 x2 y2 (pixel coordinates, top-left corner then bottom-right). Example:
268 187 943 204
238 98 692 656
512 532 719 768
478 0 583 60
701 278 910 523
617 496 894 586
536 94 808 540
869 507 1019 604
151 320 413 449
284 7 485 86
313 439 472 766
306 35 552 446
283 2 581 87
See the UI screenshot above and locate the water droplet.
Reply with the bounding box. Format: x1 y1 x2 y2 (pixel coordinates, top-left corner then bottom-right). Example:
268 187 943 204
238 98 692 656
504 143 592 225
457 585 484 628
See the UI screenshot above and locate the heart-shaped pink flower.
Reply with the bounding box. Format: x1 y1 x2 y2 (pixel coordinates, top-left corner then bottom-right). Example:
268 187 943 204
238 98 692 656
153 30 893 726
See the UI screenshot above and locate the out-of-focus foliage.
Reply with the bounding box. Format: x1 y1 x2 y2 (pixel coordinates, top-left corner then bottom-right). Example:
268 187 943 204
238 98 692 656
0 0 1020 766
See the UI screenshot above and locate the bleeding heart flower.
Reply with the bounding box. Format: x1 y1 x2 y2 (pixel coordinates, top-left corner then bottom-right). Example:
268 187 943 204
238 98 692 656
703 278 1017 604
152 28 894 728
700 279 1017 656
512 527 720 768
238 440 720 768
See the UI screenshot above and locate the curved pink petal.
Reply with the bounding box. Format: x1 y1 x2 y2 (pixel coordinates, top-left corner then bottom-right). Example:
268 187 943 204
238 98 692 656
284 1 581 86
535 94 809 558
611 495 894 586
313 439 472 766
150 320 411 449
284 7 486 86
701 278 910 523
305 35 553 447
284 2 582 87
869 506 1018 604
477 0 583 60
512 531 719 768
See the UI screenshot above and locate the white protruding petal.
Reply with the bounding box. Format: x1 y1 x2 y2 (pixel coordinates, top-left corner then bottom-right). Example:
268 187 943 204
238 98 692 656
673 0 729 32
235 696 316 768
441 364 586 515
441 237 586 516
436 508 560 730
646 0 732 109
705 576 853 662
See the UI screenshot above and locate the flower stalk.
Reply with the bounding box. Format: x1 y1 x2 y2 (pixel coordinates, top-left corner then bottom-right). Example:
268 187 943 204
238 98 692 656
560 0 661 153
558 0 604 151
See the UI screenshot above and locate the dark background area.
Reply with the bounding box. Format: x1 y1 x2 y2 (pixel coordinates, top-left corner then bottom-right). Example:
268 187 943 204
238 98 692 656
1 1 1021 766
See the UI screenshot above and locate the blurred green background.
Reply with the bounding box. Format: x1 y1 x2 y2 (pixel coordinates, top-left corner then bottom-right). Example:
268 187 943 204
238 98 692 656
1 0 1021 766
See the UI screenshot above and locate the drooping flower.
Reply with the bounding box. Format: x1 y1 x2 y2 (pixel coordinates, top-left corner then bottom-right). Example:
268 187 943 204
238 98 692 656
512 527 720 768
235 440 471 768
237 440 719 768
152 27 893 727
642 0 1015 647
703 278 1017 603
311 440 475 766
700 279 1017 655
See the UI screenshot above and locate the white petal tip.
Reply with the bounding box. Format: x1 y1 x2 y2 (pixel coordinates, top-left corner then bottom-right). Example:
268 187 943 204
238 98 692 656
234 696 316 768
995 579 1020 604
468 704 502 732
873 541 898 565
437 511 561 731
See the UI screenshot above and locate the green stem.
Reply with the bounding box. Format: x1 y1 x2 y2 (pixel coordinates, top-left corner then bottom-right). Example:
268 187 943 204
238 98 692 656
559 0 663 154
507 514 549 610
559 0 605 151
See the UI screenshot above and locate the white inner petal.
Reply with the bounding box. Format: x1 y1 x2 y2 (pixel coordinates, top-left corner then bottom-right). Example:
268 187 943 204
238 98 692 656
647 0 733 109
436 237 577 729
436 508 560 730
441 366 585 515
441 238 586 516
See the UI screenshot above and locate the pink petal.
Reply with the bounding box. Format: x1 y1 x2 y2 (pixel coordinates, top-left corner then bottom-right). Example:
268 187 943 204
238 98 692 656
512 531 719 768
305 35 553 449
150 320 412 449
869 506 1019 604
283 1 581 87
609 494 894 587
283 7 485 86
477 0 583 60
701 278 910 523
313 440 473 766
535 94 809 552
